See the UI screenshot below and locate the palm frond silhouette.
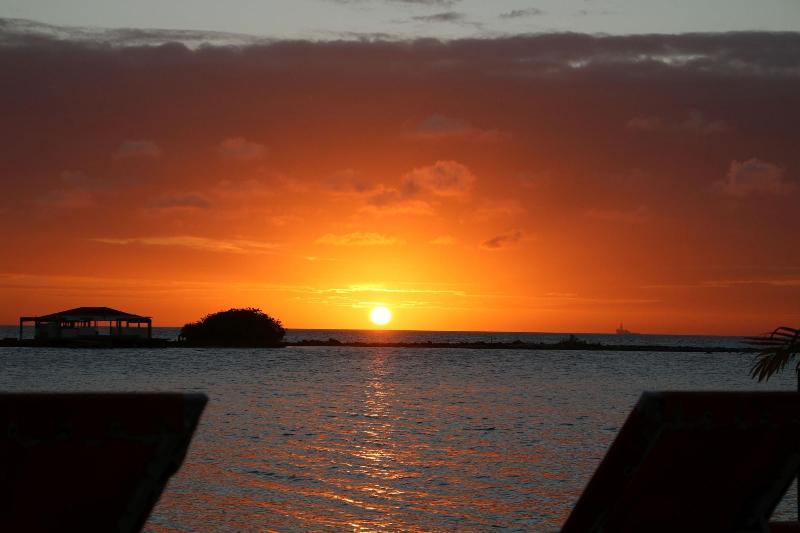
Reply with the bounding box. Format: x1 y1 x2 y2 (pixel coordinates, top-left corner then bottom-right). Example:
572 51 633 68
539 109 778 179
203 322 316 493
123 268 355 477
749 326 800 382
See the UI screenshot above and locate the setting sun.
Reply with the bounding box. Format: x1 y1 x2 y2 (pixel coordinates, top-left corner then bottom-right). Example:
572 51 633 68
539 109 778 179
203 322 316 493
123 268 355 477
370 306 392 326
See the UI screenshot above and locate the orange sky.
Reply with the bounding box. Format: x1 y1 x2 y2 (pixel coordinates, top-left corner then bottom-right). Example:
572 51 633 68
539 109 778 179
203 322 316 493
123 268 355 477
1 33 799 334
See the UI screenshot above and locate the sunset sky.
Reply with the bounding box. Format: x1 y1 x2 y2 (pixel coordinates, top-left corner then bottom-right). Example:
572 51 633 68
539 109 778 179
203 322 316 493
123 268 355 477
1 3 799 333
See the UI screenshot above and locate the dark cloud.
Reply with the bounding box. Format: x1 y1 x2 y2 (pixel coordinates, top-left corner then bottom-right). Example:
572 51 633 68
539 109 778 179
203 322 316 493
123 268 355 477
2 20 799 77
360 161 474 214
500 8 546 19
401 160 475 197
715 159 793 197
481 230 523 250
411 12 465 23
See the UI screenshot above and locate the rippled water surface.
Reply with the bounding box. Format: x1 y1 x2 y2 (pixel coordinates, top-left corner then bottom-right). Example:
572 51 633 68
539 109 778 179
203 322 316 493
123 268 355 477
0 334 796 531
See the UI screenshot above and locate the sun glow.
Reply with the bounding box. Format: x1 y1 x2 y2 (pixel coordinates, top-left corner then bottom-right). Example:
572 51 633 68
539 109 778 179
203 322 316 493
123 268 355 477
370 306 392 326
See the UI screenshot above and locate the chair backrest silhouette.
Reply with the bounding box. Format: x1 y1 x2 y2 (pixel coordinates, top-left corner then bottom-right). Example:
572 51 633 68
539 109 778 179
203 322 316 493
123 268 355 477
561 392 800 533
0 392 206 533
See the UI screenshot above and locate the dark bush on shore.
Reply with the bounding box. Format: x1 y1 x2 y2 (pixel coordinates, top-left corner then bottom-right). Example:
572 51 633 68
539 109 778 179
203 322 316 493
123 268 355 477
179 308 286 347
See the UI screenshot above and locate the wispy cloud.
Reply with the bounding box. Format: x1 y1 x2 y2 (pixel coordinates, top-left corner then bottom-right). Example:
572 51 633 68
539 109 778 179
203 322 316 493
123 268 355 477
473 201 525 222
317 284 466 296
298 282 471 311
113 140 162 159
92 236 279 253
680 110 729 134
500 8 545 19
626 115 663 132
411 12 465 23
38 170 98 209
316 232 401 246
0 272 341 299
0 17 266 48
407 114 508 143
585 206 649 223
325 169 378 194
627 110 728 134
645 278 800 289
217 137 267 161
429 235 455 245
360 198 435 216
39 189 95 209
702 278 800 288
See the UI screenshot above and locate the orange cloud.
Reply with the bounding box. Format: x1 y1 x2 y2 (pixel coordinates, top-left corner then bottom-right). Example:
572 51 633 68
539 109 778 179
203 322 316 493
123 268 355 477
92 236 279 253
316 232 401 246
401 160 476 198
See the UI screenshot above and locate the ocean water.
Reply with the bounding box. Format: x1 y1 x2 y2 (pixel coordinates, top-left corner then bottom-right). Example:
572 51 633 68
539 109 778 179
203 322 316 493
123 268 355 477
0 330 795 531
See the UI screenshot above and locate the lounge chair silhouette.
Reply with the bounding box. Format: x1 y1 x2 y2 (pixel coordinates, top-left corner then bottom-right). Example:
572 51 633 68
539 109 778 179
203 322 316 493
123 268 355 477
562 391 800 532
0 393 206 533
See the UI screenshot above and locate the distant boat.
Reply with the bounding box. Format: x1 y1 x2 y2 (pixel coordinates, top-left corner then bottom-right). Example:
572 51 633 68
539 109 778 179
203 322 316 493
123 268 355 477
616 323 638 335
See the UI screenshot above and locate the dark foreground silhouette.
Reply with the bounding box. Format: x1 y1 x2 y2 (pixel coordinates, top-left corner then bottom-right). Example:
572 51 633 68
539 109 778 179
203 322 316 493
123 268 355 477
0 393 206 533
562 391 800 532
179 307 286 347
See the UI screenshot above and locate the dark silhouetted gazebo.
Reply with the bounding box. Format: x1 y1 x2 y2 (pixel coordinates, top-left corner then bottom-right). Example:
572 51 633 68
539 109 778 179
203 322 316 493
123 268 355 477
19 307 152 340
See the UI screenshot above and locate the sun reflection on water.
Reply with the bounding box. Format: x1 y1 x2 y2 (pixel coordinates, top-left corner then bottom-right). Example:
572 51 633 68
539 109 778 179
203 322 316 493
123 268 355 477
346 350 406 531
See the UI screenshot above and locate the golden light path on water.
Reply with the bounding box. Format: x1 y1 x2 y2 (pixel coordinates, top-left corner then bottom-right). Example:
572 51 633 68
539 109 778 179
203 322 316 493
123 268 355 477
0 330 797 531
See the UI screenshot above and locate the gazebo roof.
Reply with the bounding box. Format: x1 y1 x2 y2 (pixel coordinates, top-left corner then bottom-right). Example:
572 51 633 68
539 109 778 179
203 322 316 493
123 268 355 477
26 307 151 321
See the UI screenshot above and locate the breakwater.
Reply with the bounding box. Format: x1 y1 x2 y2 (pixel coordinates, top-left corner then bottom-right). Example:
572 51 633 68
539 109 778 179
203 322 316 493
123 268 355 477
1 336 749 352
